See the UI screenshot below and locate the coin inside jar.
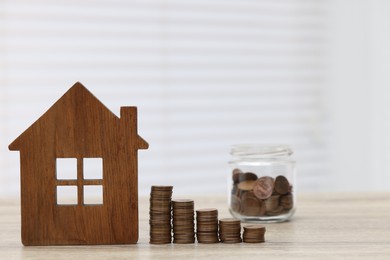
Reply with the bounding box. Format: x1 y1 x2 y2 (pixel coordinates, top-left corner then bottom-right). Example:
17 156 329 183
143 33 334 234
274 175 290 195
240 192 265 216
232 169 243 183
253 176 274 200
280 193 293 210
238 172 258 182
237 180 256 191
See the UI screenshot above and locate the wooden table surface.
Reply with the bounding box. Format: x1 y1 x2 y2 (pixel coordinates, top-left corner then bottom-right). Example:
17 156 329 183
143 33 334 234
1 193 390 259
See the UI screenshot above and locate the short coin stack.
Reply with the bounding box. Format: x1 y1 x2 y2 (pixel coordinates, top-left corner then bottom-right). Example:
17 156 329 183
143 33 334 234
149 186 173 244
196 208 219 243
219 218 242 243
172 199 195 244
242 225 266 243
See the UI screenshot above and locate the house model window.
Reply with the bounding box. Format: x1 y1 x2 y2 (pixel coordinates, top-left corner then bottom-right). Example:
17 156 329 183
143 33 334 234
56 158 103 205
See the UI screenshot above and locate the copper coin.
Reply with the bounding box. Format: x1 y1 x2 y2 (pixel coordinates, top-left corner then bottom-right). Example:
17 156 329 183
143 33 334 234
280 193 293 210
264 195 280 212
151 185 173 191
239 172 258 182
274 176 290 195
240 191 266 216
237 180 256 191
172 199 194 204
196 208 218 213
197 240 220 244
266 206 283 216
243 225 265 232
240 197 264 216
197 228 218 233
219 218 241 224
232 168 243 183
220 238 242 244
150 241 171 244
253 176 274 200
196 219 218 223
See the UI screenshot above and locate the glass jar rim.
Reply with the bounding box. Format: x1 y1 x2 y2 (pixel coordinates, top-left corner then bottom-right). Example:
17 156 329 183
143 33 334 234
230 144 293 158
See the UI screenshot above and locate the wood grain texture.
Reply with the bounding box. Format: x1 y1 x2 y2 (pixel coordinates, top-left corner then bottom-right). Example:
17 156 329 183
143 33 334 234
8 82 149 245
1 193 390 259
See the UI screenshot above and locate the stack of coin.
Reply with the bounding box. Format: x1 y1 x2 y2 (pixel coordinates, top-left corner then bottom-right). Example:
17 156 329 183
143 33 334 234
196 208 219 243
172 199 195 244
242 225 266 243
149 185 173 244
218 218 242 243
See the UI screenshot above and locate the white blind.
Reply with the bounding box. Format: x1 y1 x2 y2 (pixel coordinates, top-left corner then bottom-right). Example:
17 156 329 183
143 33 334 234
0 0 329 196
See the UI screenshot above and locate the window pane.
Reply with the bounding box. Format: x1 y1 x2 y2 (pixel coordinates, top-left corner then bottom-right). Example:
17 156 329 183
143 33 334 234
84 185 103 205
56 186 78 205
83 158 103 180
56 158 77 180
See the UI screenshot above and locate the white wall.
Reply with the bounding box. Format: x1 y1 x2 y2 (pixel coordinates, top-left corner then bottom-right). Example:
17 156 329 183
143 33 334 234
327 0 390 191
1 0 390 198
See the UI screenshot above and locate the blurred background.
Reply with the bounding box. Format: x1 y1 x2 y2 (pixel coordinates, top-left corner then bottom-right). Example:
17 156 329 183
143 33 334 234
1 0 389 197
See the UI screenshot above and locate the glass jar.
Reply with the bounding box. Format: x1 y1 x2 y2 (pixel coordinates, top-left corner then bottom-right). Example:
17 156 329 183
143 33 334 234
228 144 296 223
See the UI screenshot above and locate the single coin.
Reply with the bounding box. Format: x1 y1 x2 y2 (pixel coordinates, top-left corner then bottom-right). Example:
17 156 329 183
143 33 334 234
196 208 218 218
219 218 241 224
196 208 218 213
239 172 258 182
197 228 218 233
243 225 266 232
280 193 293 210
274 176 290 195
150 241 172 244
240 190 265 216
197 240 220 244
172 199 194 204
266 206 284 216
234 187 243 197
151 185 173 191
264 195 280 212
240 195 264 216
221 240 242 244
237 180 256 191
253 176 274 200
232 168 243 183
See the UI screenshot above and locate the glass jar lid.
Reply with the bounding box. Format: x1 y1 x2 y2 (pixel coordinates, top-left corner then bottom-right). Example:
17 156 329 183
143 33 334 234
230 144 293 159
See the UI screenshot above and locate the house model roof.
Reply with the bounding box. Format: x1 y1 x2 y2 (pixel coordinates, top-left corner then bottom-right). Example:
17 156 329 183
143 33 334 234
9 82 148 151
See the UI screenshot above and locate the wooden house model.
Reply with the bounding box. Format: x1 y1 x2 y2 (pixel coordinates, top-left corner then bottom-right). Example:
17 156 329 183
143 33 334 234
9 82 148 245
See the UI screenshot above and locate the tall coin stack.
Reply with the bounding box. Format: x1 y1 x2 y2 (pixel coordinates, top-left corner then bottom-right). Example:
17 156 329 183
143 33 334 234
172 199 195 244
242 225 266 243
219 218 242 243
196 208 219 243
149 186 173 244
